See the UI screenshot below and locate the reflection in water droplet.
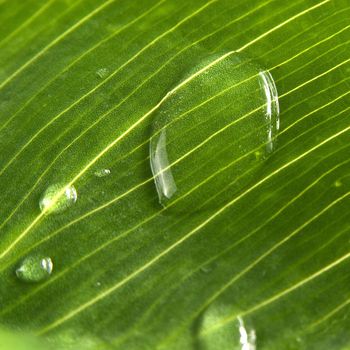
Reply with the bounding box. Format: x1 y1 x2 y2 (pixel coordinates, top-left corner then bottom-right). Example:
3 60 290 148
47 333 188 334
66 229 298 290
238 317 256 350
94 168 111 177
16 256 53 282
96 67 109 79
39 183 77 214
150 129 177 203
150 52 279 210
258 70 280 154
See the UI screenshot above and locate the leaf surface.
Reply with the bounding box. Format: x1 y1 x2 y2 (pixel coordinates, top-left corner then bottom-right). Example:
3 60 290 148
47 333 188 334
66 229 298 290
0 0 349 349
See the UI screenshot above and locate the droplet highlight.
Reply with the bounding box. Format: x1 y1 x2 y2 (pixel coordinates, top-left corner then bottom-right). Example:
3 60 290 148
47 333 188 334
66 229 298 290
39 183 77 214
16 255 53 283
150 52 279 210
197 304 256 349
238 317 256 350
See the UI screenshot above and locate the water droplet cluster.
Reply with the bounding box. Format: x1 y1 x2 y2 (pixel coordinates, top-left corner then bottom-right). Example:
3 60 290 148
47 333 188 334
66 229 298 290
14 53 280 294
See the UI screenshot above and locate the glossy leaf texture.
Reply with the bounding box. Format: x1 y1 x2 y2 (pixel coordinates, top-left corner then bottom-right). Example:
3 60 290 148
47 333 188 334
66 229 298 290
0 0 349 349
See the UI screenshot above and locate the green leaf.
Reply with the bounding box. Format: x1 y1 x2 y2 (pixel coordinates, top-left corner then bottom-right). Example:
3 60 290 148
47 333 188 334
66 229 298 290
0 0 349 349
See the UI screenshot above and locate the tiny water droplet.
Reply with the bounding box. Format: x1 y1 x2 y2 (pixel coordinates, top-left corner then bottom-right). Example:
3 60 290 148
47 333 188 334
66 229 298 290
334 179 342 187
96 68 109 79
39 183 77 214
163 232 170 240
16 255 53 282
94 168 111 177
254 150 264 161
200 266 212 274
150 52 279 210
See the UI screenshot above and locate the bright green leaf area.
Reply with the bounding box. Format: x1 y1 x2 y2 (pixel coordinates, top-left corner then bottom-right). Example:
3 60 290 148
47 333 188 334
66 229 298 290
0 0 349 349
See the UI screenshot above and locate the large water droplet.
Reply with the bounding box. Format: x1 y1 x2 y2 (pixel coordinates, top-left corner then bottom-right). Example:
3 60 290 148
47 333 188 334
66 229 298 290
16 255 53 283
39 183 77 214
150 52 279 210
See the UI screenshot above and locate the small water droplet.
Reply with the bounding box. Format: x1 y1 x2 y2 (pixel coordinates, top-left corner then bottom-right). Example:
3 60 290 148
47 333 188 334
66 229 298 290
94 168 111 177
39 183 77 214
16 255 53 282
96 68 109 79
150 52 279 210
